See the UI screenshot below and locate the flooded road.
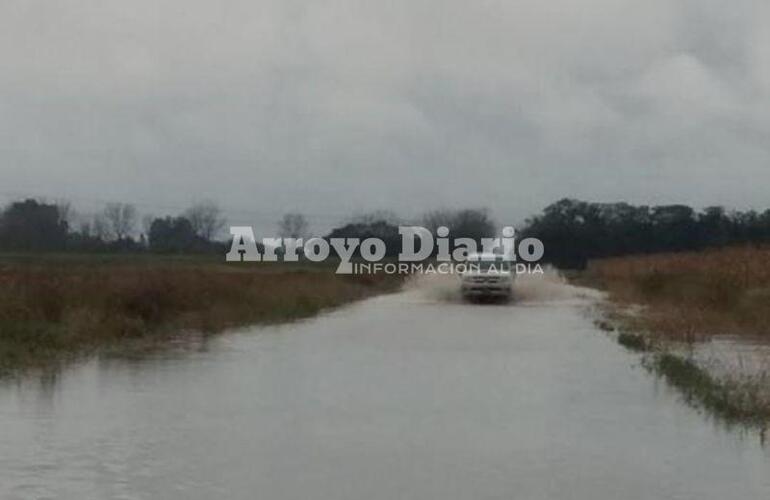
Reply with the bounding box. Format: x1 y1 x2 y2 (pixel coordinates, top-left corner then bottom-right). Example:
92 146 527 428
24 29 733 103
1 278 769 499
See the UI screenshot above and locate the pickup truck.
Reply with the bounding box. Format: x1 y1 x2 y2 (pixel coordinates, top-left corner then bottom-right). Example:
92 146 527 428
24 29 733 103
459 253 514 301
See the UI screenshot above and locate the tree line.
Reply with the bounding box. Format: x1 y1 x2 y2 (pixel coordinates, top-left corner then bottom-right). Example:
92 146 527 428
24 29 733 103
0 199 498 256
0 199 228 253
521 198 770 268
3 197 769 266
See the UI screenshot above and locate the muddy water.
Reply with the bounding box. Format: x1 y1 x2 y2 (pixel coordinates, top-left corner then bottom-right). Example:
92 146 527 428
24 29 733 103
1 276 769 499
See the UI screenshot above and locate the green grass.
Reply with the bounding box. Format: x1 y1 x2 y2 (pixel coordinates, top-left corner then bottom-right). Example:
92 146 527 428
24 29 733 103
649 353 770 427
617 332 649 352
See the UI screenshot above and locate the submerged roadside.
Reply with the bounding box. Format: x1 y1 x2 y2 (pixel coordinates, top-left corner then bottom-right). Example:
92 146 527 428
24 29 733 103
0 254 403 377
580 246 770 428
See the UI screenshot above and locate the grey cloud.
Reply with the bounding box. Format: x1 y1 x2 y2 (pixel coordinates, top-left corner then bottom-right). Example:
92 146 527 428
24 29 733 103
1 0 769 233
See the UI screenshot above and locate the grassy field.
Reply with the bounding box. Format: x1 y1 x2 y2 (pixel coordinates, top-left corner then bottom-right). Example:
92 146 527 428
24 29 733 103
0 254 403 375
587 246 770 341
586 246 770 426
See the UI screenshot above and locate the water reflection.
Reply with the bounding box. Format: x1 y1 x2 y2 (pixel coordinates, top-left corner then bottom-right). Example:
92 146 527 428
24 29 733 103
1 290 769 500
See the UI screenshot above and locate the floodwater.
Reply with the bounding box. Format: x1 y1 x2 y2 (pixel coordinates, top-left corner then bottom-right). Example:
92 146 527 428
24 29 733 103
1 275 768 500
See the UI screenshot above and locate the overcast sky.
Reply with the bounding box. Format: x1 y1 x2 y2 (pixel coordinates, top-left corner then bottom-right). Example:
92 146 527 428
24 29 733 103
2 0 769 233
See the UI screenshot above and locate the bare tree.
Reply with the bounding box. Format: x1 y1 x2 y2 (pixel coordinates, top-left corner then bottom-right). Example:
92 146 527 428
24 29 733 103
421 209 455 233
78 219 92 238
72 210 94 238
184 201 225 241
55 199 74 229
278 213 309 239
103 203 136 240
141 214 155 237
92 214 109 240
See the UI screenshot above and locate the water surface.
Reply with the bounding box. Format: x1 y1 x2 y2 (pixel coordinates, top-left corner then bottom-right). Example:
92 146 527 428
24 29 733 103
1 286 768 499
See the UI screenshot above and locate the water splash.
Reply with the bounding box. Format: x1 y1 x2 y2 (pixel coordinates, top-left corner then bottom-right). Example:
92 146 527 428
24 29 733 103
403 266 603 304
513 267 603 303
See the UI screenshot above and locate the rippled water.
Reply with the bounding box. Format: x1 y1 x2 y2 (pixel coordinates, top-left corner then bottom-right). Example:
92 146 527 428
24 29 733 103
1 281 768 499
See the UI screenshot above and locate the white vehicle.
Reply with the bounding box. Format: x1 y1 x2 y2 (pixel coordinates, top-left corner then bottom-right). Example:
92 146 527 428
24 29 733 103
459 253 514 301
